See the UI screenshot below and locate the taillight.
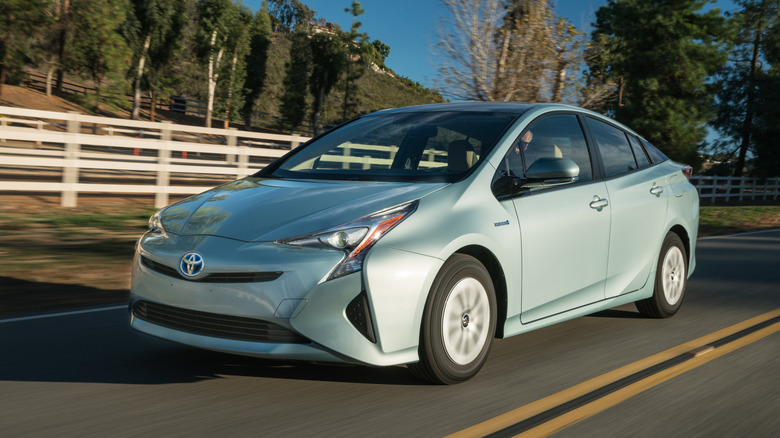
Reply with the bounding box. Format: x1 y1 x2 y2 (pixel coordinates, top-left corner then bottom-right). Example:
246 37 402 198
681 165 693 181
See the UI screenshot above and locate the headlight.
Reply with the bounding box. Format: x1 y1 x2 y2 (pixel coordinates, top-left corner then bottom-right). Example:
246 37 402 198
279 200 418 281
147 209 167 237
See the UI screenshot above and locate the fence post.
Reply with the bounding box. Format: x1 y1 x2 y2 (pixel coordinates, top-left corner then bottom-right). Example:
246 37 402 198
762 178 767 201
342 144 351 169
36 120 43 147
155 122 172 208
738 177 744 202
61 113 80 207
751 177 757 201
227 128 237 164
0 114 6 142
237 144 249 179
710 177 716 204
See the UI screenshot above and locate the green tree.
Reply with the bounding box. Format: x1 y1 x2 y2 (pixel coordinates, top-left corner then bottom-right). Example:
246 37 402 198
241 5 273 130
591 0 729 164
712 0 779 176
0 0 51 96
372 40 390 63
341 1 365 120
68 0 131 113
268 0 315 32
218 4 253 128
123 0 186 120
278 27 312 131
197 0 239 128
751 4 780 177
54 0 71 92
28 1 63 97
309 32 346 134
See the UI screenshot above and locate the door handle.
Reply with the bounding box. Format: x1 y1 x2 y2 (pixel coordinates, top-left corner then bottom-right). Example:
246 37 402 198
650 184 664 196
589 196 609 211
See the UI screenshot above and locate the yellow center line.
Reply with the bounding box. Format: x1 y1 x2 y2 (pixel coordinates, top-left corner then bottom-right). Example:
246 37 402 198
518 322 780 437
447 308 780 438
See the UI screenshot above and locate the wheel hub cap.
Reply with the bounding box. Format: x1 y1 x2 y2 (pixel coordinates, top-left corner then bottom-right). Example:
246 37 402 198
662 246 685 305
442 277 490 365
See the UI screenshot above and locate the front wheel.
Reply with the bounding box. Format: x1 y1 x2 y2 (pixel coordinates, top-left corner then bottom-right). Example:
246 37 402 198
636 232 688 318
409 254 497 384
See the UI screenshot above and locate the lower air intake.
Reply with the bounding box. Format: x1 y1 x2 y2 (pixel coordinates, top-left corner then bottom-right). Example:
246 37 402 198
133 300 308 344
345 291 376 343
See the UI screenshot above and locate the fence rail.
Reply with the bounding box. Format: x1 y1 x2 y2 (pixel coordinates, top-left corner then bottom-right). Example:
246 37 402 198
691 176 780 203
0 106 308 208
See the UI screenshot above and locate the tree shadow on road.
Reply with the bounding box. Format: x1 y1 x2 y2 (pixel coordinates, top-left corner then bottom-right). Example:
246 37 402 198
0 276 128 317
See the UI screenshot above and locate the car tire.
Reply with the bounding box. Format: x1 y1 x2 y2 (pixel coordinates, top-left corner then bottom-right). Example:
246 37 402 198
409 254 496 384
636 232 688 318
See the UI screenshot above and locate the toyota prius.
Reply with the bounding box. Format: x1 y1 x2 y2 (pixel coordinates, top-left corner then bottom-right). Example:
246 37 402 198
130 102 698 384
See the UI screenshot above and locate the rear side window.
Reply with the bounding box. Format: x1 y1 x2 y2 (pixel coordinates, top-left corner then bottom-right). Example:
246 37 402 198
587 117 637 178
627 135 650 168
640 138 670 164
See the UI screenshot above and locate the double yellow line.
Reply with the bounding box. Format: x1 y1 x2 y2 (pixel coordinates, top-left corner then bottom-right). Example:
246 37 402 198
449 308 780 438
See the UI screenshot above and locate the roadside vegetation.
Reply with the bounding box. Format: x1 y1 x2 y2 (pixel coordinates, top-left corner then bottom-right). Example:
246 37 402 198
0 199 154 315
699 205 780 236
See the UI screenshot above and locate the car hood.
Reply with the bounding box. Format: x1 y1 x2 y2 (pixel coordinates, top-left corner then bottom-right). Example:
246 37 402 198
159 177 447 242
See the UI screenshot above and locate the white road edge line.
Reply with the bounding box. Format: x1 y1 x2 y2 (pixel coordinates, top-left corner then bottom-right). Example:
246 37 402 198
0 304 127 324
699 228 780 240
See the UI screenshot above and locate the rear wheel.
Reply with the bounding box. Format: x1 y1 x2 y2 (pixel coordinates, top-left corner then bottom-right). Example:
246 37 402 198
409 254 496 384
636 232 687 318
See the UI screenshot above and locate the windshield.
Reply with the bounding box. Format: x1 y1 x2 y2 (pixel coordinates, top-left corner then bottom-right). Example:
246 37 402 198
261 111 518 182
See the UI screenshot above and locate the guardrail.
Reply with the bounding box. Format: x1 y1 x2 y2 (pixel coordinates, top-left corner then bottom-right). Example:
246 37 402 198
691 176 780 203
0 106 308 208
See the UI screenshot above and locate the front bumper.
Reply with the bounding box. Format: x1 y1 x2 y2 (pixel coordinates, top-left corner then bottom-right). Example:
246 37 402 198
130 234 441 366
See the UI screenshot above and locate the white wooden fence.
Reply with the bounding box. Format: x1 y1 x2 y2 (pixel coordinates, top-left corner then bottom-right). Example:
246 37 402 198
1 106 779 208
691 176 780 204
0 106 308 207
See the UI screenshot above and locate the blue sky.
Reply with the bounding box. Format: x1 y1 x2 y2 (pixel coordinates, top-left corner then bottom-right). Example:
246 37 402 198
245 0 738 91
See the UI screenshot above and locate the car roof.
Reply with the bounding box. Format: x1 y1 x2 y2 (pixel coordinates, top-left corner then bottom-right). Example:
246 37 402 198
370 102 579 116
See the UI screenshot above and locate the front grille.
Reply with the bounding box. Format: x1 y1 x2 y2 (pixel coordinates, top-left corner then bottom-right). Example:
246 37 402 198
133 300 309 344
141 256 180 278
141 256 283 283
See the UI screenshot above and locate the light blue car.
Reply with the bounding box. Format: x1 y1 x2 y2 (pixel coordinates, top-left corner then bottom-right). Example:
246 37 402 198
130 103 698 384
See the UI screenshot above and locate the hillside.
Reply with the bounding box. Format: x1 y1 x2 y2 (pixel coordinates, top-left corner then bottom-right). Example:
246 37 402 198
3 31 444 132
241 33 446 127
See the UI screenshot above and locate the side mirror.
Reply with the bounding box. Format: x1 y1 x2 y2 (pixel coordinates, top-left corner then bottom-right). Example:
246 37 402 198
522 157 580 188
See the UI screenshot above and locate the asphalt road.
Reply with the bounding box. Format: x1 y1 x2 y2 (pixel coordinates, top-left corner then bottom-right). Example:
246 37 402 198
1 230 779 437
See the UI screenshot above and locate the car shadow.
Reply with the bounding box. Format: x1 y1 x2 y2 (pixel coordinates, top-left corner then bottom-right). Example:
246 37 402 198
587 308 644 319
0 299 425 387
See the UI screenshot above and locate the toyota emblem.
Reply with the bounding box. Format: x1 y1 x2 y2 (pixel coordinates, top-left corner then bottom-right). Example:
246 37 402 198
180 252 205 277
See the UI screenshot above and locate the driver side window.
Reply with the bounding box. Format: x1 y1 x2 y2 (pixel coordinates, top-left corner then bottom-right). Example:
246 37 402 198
506 114 593 182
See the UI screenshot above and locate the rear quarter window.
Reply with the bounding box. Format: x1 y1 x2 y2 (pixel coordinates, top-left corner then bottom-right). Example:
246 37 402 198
640 138 670 164
586 117 638 178
627 135 650 168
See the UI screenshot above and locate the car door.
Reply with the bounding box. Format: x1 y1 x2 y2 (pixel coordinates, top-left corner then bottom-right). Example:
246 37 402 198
585 118 669 298
494 113 611 324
